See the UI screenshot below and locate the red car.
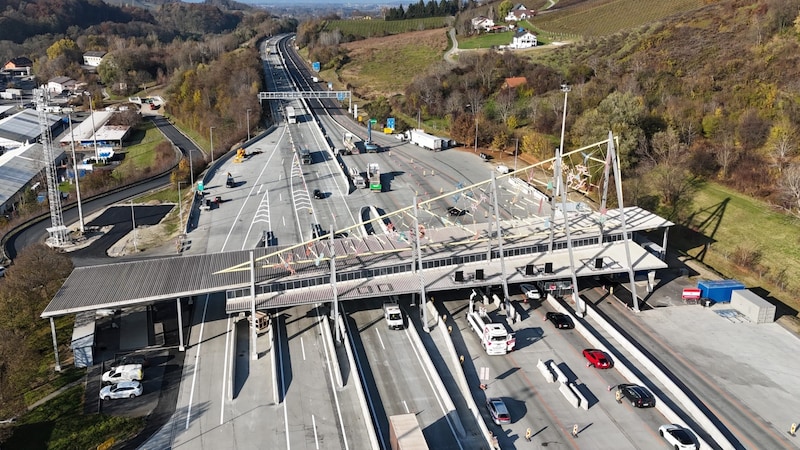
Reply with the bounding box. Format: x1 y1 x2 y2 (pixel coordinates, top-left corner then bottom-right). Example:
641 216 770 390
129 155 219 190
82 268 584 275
583 349 612 369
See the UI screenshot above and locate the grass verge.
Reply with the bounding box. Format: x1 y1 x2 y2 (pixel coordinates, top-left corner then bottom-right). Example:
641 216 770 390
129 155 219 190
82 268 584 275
5 385 144 450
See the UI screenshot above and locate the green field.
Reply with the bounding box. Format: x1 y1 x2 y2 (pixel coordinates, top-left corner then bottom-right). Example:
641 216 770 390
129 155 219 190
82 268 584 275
457 31 515 49
673 182 800 317
323 17 449 38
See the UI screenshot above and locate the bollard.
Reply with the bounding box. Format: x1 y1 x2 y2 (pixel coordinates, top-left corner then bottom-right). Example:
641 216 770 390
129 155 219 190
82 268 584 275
791 423 797 436
448 325 452 334
442 314 447 322
459 355 464 364
572 424 579 437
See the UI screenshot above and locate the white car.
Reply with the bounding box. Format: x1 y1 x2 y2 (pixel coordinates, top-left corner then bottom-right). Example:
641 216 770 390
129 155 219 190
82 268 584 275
0 266 5 277
520 284 541 300
102 364 143 383
99 380 142 400
658 424 698 450
496 164 510 174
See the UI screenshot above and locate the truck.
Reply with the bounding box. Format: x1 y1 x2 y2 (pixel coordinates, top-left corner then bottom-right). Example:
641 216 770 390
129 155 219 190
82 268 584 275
383 303 404 329
389 414 428 450
343 131 360 155
300 148 312 164
286 106 296 124
405 129 447 151
368 163 381 192
466 304 515 355
349 166 366 189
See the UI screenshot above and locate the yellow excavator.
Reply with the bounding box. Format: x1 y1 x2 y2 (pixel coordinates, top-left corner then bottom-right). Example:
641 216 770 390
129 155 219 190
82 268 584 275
233 147 246 163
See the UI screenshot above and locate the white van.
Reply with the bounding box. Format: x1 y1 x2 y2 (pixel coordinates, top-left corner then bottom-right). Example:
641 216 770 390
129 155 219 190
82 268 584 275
102 364 143 383
383 303 404 330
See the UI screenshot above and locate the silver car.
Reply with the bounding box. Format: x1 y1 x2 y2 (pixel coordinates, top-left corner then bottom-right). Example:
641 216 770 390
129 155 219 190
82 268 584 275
99 380 142 400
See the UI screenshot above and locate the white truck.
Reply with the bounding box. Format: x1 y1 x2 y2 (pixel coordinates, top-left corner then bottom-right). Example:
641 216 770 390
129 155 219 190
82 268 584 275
343 131 361 154
389 414 428 450
383 303 404 329
466 305 515 355
286 105 296 124
349 166 366 189
405 129 447 151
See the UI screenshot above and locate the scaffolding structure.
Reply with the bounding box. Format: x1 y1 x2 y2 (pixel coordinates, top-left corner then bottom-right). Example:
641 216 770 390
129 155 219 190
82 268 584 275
34 87 70 246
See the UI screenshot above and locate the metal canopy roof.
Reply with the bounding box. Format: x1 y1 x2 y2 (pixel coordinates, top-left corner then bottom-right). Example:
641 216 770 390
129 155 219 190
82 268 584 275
42 206 673 318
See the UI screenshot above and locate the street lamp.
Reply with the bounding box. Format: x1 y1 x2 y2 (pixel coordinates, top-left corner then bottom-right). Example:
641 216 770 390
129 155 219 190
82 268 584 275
209 127 215 164
130 200 138 252
246 109 251 141
188 148 194 188
83 92 99 161
68 114 85 234
514 138 519 173
177 181 185 230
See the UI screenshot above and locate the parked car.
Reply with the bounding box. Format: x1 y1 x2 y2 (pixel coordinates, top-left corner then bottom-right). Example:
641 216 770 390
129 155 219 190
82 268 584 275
520 284 541 300
658 424 698 449
496 164 510 174
99 380 142 400
113 354 150 369
582 349 612 369
617 383 655 408
102 364 143 383
545 312 574 329
0 266 6 277
486 397 511 425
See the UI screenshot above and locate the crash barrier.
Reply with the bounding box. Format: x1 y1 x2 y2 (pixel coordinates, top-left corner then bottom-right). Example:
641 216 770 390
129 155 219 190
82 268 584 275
434 307 494 449
569 382 590 411
337 314 381 450
545 295 718 449
559 381 580 408
319 311 343 389
537 359 555 383
548 360 568 384
405 305 465 437
270 316 279 405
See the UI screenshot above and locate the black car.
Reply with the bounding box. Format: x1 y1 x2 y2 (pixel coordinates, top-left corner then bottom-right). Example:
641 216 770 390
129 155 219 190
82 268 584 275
617 383 656 408
313 189 324 199
545 312 574 329
447 207 466 216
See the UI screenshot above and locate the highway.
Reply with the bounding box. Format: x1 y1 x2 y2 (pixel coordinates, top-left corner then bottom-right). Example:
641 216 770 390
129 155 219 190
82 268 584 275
39 32 785 450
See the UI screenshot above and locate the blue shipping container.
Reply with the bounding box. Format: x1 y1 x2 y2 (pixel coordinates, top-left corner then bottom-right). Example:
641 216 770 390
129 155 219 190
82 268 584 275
697 279 745 303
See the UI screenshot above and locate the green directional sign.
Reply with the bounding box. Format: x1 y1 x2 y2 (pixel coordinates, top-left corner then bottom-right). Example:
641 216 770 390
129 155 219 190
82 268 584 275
369 119 377 124
197 181 204 192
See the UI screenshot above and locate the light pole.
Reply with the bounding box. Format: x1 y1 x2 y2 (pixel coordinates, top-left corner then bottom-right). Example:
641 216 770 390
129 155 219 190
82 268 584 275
177 181 185 230
68 114 85 234
188 149 194 188
209 127 215 164
514 138 519 173
83 92 99 161
130 200 138 252
246 109 251 141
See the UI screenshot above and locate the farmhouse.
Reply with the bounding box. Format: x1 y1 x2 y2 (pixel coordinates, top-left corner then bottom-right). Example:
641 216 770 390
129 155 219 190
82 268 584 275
509 29 538 49
471 16 495 32
83 51 107 67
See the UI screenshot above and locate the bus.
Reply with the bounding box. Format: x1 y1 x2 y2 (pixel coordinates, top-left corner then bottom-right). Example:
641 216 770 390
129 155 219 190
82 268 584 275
300 148 312 164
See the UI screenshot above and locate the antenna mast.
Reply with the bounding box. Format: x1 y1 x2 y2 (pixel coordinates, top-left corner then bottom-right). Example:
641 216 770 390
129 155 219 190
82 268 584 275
34 87 70 246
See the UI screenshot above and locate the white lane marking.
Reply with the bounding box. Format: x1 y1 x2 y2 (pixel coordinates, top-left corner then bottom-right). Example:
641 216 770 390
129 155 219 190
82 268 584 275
312 414 319 449
282 215 286 227
185 294 210 430
220 127 286 252
376 329 385 350
403 400 409 414
301 337 306 361
243 188 271 250
316 305 349 450
220 315 232 425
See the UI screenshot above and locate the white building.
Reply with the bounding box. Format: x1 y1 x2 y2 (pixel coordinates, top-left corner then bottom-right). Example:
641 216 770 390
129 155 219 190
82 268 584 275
47 76 77 95
83 51 107 67
510 29 538 49
471 16 495 32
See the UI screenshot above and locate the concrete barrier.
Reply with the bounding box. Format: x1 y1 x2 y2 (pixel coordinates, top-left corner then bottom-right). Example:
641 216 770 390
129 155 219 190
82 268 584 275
548 360 568 384
270 315 279 405
337 315 381 450
537 359 555 383
319 311 343 389
569 382 590 411
559 381 580 408
435 309 494 448
406 305 465 437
